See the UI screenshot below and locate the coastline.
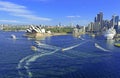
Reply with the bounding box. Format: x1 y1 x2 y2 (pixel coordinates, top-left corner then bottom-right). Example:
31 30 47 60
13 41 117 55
25 32 68 38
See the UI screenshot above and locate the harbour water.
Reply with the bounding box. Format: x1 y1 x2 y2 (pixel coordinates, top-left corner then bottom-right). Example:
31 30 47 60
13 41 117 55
0 31 120 78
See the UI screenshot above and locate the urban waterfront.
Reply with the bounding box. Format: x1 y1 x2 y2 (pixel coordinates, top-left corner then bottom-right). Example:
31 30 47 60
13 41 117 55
0 31 120 78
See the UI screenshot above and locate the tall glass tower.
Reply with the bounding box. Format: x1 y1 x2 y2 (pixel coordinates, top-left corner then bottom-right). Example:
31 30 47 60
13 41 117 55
112 15 119 32
94 12 103 31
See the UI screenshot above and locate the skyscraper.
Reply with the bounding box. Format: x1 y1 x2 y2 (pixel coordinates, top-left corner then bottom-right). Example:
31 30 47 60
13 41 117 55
94 12 103 32
94 17 97 22
118 20 120 32
97 12 103 29
112 15 119 32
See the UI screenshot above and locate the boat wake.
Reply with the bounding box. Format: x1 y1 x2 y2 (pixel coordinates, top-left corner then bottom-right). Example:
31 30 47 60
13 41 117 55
17 44 60 78
95 43 110 52
79 37 85 40
17 40 89 77
62 41 89 51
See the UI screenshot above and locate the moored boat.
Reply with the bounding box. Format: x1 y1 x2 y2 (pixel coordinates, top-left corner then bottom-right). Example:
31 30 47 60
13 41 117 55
114 43 120 47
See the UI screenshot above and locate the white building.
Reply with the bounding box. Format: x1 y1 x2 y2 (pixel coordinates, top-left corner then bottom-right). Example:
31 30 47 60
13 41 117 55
47 31 51 34
41 28 46 33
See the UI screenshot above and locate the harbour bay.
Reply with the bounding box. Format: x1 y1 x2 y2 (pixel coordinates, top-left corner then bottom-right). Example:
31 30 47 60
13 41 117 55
0 31 120 78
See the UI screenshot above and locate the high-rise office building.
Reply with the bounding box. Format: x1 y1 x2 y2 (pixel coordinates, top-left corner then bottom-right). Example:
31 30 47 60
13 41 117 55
118 20 120 29
112 15 119 25
94 17 97 22
118 20 120 33
87 22 94 32
112 15 119 32
94 12 103 32
98 12 103 29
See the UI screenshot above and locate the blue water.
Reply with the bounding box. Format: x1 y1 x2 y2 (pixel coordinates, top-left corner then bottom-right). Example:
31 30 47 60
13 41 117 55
0 31 120 78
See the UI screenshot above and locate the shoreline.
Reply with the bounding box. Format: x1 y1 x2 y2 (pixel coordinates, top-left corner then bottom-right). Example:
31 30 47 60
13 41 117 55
24 32 68 38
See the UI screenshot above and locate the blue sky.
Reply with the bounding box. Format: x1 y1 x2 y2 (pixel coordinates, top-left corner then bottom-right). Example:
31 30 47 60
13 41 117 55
0 0 120 26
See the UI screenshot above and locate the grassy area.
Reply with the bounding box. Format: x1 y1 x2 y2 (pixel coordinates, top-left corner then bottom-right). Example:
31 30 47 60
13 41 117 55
45 27 73 33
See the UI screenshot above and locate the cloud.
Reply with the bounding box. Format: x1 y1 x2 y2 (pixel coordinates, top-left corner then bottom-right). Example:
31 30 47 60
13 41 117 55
0 1 52 21
66 15 81 18
0 1 25 9
0 20 23 23
12 13 51 21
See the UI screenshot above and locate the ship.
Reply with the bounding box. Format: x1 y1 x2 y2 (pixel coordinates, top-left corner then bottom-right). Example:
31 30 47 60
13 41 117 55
103 27 116 40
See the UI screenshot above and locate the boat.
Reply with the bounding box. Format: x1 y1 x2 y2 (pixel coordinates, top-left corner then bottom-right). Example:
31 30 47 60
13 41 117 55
91 34 95 37
78 36 81 38
103 27 116 40
95 43 99 47
95 43 110 52
11 34 16 39
114 43 120 47
31 46 38 51
35 41 45 46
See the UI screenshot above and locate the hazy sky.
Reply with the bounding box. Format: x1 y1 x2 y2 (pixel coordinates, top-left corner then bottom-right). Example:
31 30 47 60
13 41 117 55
0 0 120 25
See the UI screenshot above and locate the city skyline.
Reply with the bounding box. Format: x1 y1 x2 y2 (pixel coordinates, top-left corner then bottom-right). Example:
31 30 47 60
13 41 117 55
0 0 120 25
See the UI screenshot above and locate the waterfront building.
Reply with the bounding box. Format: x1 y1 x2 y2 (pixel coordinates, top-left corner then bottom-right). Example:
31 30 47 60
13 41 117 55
41 28 46 33
87 24 91 32
73 25 85 37
0 24 3 30
93 22 100 32
87 22 94 32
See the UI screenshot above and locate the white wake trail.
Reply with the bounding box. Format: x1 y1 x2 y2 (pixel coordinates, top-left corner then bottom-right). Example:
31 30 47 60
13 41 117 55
25 49 60 78
95 43 110 52
18 40 88 77
18 55 32 68
62 41 89 51
17 43 61 78
17 55 34 78
27 49 59 65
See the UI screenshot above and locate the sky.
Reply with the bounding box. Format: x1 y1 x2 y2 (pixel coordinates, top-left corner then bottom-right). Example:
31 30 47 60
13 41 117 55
0 0 120 26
